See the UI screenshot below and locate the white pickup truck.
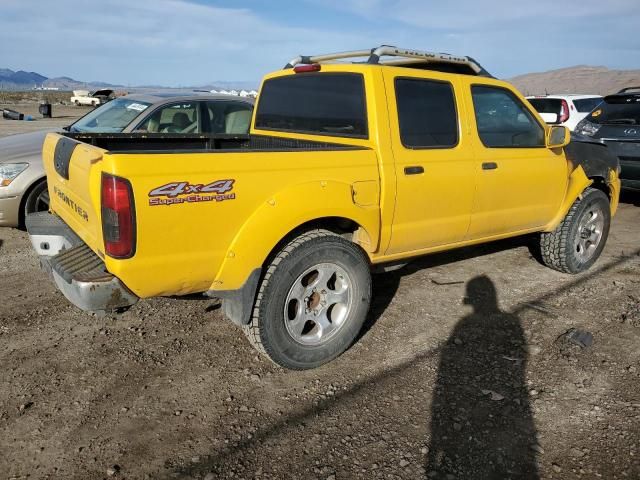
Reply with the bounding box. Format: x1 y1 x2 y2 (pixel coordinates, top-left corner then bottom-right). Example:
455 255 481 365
70 89 114 107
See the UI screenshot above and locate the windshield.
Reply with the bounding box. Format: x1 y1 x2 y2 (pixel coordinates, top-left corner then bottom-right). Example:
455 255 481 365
70 98 151 132
573 97 602 113
587 95 640 125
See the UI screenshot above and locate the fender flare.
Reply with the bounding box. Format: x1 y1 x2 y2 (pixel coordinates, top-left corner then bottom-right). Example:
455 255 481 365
543 165 592 232
206 180 380 325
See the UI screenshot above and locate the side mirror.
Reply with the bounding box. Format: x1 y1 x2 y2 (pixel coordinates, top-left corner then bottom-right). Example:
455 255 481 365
546 125 570 148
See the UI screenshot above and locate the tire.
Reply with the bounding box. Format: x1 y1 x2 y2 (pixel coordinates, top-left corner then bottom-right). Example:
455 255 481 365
75 100 80 106
23 180 50 218
243 229 372 370
539 187 611 274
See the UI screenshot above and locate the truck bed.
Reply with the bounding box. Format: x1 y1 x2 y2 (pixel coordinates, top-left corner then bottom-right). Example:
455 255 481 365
64 132 366 153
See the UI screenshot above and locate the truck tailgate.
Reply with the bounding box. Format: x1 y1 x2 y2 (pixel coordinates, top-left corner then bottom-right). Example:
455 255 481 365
43 133 105 256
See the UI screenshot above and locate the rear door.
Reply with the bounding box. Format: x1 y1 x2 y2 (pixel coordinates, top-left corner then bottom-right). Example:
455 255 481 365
384 69 476 255
464 82 567 238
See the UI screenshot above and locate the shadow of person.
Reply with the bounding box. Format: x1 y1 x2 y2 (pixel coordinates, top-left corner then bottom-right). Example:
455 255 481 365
426 275 539 479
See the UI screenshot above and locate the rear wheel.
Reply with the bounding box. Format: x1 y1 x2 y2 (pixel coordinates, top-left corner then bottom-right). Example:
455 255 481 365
243 229 371 370
538 188 610 273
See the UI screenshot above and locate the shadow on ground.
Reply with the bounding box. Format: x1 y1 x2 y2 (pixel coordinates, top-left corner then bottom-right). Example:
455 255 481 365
426 275 539 479
359 236 531 340
169 246 640 479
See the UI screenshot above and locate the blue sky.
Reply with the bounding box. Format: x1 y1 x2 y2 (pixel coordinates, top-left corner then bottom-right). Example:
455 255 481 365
1 0 639 87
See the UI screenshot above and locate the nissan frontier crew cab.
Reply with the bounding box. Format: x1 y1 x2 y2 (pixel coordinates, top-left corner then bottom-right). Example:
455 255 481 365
27 46 621 370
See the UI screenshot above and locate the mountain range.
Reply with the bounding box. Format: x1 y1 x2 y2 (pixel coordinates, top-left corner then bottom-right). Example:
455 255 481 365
2 65 640 95
510 65 640 96
0 68 256 92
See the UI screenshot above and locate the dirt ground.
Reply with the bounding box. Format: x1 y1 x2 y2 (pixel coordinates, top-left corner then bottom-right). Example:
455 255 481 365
0 102 86 137
0 194 637 480
0 106 639 479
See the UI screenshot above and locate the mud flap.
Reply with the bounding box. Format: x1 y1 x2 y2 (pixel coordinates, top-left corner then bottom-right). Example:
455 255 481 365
206 268 261 326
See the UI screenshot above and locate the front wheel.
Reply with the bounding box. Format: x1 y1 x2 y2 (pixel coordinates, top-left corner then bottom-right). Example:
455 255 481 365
23 180 50 218
243 230 372 370
538 187 611 274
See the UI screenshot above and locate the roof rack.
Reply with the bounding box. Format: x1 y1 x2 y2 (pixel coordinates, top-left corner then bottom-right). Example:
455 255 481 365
617 86 640 94
284 45 492 77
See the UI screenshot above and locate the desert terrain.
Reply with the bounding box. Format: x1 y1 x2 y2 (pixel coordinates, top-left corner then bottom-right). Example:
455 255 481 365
1 92 85 137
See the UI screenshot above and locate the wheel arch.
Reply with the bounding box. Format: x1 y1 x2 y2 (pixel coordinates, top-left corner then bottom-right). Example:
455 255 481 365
208 213 376 327
18 176 47 228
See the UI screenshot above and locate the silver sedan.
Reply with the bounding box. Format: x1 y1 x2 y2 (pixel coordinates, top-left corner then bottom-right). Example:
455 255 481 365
0 93 253 227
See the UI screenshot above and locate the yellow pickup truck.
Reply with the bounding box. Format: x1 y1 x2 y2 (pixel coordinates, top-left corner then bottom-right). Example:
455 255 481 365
27 46 620 369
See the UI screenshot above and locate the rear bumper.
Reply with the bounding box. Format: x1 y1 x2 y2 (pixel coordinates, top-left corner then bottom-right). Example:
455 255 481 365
26 212 138 313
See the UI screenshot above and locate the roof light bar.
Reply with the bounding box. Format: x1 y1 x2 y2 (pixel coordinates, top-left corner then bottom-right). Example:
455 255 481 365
284 45 489 77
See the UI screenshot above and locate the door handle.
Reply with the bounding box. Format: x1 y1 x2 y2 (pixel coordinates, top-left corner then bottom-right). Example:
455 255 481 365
404 166 424 175
482 162 498 170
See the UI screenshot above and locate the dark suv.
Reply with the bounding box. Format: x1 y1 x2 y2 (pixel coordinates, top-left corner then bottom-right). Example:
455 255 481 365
574 87 640 190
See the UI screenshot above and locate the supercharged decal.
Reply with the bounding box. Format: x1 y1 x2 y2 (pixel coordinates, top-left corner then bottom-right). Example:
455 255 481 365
148 180 235 206
53 186 89 221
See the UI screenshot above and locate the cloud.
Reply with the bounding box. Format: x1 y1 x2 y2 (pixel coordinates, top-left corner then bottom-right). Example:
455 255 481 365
1 0 639 85
310 0 640 77
317 0 640 29
0 0 369 85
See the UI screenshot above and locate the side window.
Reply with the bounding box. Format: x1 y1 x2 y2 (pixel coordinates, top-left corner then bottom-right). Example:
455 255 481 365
204 101 253 134
395 78 458 148
471 86 544 148
135 102 200 133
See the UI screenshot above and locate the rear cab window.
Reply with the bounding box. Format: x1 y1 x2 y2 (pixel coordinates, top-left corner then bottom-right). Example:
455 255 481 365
527 98 562 115
573 97 602 113
587 95 640 125
254 73 368 138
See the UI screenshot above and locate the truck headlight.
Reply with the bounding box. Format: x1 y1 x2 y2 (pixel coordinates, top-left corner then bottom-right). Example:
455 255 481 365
574 119 602 137
0 163 29 186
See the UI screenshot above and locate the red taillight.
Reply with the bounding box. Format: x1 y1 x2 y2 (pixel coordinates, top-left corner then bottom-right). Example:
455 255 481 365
559 99 570 123
101 173 135 258
293 63 321 73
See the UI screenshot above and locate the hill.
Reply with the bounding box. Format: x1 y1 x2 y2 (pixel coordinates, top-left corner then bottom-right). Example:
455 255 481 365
510 65 640 96
0 69 48 89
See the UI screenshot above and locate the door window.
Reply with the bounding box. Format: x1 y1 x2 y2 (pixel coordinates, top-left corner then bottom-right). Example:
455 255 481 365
471 86 544 148
204 101 253 134
135 102 200 133
395 78 458 148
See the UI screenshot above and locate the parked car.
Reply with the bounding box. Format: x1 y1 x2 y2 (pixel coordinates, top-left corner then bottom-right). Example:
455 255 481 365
26 45 619 370
526 94 603 131
574 87 640 190
0 93 253 227
70 89 115 107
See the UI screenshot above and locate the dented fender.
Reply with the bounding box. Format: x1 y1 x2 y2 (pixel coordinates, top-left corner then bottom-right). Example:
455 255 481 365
544 165 592 232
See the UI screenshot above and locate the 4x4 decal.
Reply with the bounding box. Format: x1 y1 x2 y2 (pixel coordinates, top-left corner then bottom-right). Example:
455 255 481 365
148 180 235 206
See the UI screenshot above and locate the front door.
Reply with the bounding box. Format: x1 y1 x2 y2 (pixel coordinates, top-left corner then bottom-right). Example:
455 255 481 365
464 82 567 239
384 70 476 255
